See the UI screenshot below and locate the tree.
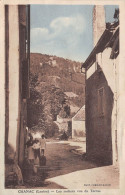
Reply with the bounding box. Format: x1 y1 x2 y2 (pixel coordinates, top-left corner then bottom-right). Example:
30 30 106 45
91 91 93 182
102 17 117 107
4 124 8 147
27 73 43 128
114 8 119 22
27 73 66 137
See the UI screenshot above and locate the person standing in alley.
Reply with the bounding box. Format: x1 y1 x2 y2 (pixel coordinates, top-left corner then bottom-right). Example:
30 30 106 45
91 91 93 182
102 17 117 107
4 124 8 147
39 134 46 166
32 139 41 160
39 134 46 156
26 134 34 164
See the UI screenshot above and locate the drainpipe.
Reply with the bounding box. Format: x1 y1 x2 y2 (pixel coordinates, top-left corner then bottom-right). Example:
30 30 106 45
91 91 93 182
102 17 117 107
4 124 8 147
113 56 118 165
27 5 30 69
0 4 5 175
81 66 86 147
26 4 30 98
81 66 86 106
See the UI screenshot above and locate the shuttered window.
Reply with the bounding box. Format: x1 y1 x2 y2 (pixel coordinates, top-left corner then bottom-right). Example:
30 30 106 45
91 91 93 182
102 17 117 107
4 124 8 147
22 60 28 99
98 87 104 116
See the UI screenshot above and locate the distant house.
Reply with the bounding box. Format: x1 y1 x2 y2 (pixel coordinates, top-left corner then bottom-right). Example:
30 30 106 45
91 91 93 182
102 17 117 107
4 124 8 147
55 115 72 134
72 105 85 139
81 6 119 165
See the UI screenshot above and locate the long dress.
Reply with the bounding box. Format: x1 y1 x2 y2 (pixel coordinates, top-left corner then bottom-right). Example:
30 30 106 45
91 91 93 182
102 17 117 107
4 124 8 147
39 138 46 150
32 140 41 165
27 146 34 160
38 138 46 155
26 140 34 160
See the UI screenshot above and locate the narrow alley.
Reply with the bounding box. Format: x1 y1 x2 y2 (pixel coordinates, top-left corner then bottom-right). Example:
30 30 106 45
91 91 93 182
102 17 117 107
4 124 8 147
22 140 97 189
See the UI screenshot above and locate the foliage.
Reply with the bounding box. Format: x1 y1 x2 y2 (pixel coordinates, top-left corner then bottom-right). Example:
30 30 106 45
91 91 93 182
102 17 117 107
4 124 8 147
27 73 69 137
27 73 43 128
28 53 85 137
114 8 119 22
59 104 70 118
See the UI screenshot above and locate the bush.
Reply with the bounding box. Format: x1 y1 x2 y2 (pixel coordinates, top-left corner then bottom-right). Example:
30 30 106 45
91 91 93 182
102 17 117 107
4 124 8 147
45 122 59 138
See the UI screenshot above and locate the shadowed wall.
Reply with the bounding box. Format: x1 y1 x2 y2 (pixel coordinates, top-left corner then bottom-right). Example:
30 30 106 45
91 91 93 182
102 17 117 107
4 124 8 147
86 66 113 165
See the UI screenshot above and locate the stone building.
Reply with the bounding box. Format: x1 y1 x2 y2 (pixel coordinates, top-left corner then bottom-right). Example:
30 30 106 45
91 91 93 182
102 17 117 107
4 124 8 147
82 6 119 165
55 115 72 134
1 5 30 184
72 105 85 140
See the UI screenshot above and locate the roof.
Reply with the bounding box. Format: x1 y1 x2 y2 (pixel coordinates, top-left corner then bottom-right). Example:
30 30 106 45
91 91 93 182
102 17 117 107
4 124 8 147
82 21 119 70
73 105 85 121
64 92 78 98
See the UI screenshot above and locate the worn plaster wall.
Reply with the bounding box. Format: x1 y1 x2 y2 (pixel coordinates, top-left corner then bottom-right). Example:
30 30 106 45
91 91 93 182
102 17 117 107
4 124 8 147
86 48 119 165
86 66 113 164
100 49 119 164
6 6 28 167
8 6 20 161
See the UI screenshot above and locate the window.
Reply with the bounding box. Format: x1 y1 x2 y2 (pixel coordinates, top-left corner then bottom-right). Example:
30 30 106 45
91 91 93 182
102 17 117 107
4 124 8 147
98 87 104 116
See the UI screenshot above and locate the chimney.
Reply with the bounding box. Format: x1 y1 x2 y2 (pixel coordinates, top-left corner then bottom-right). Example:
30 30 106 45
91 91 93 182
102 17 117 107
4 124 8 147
93 5 106 47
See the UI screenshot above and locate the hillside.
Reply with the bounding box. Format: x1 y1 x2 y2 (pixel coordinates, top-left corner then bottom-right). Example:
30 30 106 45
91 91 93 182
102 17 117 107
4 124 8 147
30 53 85 107
28 53 85 136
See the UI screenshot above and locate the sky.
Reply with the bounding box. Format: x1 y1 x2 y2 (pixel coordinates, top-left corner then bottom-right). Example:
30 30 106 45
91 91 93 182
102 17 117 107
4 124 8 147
30 5 119 62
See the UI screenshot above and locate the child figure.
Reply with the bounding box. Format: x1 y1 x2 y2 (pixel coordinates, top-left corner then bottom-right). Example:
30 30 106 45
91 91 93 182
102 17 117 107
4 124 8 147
26 134 34 164
39 134 46 156
32 139 41 159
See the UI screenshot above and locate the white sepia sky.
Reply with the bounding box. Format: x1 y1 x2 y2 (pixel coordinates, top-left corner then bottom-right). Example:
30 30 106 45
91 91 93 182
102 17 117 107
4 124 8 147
31 5 119 62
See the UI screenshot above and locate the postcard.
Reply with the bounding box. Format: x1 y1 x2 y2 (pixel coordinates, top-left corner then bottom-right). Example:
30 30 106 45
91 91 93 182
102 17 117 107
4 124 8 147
0 0 125 195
